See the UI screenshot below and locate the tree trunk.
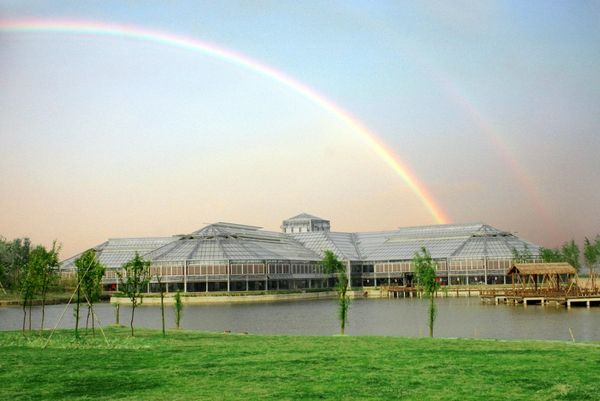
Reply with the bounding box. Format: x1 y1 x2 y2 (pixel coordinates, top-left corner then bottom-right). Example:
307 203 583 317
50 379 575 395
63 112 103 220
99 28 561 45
28 300 32 332
91 305 95 337
40 284 47 332
75 286 80 337
130 301 136 336
86 307 90 332
115 303 120 325
428 295 435 338
160 286 165 337
22 301 27 335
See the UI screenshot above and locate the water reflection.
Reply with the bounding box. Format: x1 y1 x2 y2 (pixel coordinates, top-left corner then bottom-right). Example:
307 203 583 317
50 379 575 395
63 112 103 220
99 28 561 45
1 298 598 341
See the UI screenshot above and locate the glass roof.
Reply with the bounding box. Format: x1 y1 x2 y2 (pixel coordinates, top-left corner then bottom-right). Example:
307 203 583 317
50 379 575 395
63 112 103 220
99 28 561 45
61 222 541 269
61 237 178 269
293 223 540 261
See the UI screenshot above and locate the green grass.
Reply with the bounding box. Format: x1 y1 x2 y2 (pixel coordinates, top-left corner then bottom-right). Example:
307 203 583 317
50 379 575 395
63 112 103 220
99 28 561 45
0 328 599 401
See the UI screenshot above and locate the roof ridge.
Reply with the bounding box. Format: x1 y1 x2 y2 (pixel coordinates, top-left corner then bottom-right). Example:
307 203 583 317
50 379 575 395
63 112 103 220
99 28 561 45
285 212 325 221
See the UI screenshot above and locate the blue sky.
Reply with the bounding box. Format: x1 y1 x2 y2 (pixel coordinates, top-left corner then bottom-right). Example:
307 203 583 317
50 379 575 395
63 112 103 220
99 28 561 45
1 1 599 256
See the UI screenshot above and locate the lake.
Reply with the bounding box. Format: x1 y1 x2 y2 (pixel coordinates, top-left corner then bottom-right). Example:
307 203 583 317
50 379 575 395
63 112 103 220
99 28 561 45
1 298 599 341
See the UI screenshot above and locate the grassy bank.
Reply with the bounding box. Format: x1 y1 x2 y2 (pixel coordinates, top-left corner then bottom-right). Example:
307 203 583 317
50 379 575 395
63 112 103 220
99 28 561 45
1 328 598 401
0 290 73 306
0 290 110 306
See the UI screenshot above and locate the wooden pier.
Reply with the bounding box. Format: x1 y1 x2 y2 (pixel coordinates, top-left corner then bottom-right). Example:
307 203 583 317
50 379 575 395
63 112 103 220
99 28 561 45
382 285 483 298
480 262 600 307
481 289 600 308
382 286 421 298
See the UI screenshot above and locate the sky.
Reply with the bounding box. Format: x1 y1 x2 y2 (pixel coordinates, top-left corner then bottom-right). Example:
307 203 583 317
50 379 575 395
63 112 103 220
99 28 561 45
0 1 599 259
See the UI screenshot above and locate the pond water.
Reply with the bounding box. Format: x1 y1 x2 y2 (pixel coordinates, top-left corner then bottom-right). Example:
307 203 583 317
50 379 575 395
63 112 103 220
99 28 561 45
1 298 599 341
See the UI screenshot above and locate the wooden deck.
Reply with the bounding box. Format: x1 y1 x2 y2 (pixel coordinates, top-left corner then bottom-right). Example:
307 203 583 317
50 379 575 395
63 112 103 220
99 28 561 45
382 286 421 298
480 289 600 308
381 286 484 298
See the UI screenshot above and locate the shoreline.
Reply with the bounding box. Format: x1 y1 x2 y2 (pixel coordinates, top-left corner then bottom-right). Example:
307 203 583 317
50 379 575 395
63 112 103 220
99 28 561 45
111 287 488 305
2 286 502 307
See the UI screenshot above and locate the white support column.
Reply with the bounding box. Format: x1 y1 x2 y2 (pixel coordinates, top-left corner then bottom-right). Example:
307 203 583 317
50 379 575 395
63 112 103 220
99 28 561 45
227 260 231 292
484 257 488 285
184 260 188 293
346 260 352 290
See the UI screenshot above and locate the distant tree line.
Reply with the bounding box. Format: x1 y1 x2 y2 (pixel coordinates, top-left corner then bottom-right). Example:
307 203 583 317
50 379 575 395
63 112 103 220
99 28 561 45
0 237 32 292
509 236 600 273
0 236 62 333
540 237 600 277
0 236 174 338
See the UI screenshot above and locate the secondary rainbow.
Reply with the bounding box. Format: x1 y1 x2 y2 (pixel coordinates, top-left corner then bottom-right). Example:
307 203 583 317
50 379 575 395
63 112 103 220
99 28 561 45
0 18 449 224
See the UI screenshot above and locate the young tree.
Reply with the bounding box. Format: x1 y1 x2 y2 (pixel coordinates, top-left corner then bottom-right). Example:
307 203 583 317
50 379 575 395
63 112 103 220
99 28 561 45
20 241 56 333
77 249 105 336
117 252 151 336
0 237 8 293
2 238 31 291
561 240 581 272
583 237 598 290
512 245 533 263
157 275 166 336
19 258 37 334
74 249 99 337
29 242 61 331
174 289 183 330
322 250 349 335
414 247 440 338
539 247 564 263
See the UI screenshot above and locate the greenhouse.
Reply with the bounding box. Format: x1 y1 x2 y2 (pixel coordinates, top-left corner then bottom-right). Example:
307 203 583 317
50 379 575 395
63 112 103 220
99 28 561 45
60 214 541 292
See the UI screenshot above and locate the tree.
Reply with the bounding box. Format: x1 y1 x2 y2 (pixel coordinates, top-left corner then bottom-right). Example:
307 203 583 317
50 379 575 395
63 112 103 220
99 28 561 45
512 245 533 263
561 240 581 272
322 250 349 335
157 275 166 336
20 256 38 334
414 247 440 338
75 249 105 336
174 289 183 330
117 252 151 336
74 249 97 337
539 247 564 263
30 242 61 331
1 237 31 291
583 237 598 290
0 237 9 293
18 241 58 334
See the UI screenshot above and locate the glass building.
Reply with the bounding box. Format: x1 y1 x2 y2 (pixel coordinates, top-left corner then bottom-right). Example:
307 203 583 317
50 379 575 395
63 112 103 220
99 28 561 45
60 215 540 292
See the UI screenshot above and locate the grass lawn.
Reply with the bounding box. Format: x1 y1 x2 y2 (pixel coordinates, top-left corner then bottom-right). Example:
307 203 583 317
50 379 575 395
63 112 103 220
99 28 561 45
0 327 598 400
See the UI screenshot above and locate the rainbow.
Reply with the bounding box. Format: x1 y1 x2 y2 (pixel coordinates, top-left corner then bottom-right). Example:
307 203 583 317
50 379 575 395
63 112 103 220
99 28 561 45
0 17 449 224
430 73 558 234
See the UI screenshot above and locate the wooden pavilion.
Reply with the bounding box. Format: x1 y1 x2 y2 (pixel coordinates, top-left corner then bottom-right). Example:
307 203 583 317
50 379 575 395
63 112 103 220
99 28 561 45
481 263 600 307
507 262 577 295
